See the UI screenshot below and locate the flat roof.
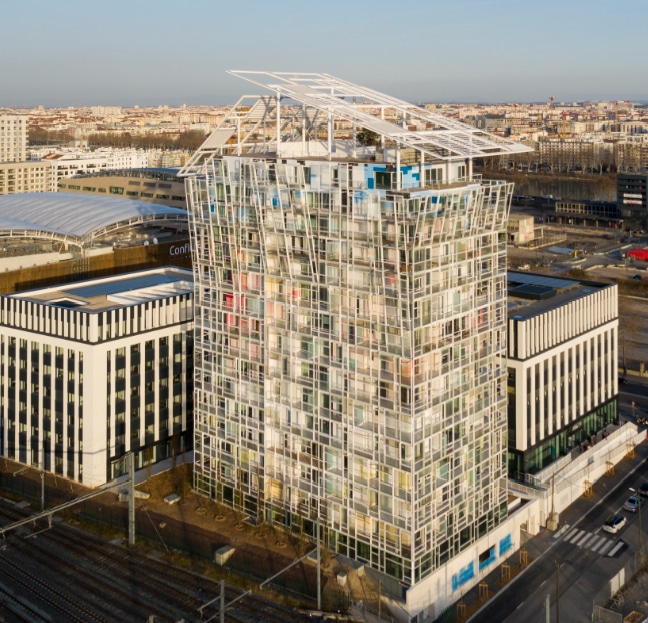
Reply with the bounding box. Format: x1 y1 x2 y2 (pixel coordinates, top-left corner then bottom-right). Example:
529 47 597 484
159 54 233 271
11 267 193 312
507 272 580 290
65 272 186 299
507 270 611 320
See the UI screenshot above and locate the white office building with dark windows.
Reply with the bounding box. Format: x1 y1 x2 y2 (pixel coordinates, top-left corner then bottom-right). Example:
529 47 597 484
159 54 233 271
506 271 619 477
182 71 532 620
0 267 194 487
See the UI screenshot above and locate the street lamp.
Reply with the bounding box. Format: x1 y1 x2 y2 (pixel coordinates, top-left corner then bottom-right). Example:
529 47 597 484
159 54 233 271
555 560 560 623
630 487 644 565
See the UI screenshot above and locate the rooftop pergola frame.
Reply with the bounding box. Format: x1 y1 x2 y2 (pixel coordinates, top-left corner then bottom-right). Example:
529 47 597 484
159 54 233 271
181 70 532 176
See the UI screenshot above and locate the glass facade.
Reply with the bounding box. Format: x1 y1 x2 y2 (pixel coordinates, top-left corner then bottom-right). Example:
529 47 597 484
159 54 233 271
188 155 514 586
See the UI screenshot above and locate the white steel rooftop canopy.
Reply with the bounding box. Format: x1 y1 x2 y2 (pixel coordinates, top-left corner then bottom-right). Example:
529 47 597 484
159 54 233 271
181 70 531 174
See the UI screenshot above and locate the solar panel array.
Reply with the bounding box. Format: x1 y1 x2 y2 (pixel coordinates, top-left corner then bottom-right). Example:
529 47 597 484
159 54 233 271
507 271 579 290
64 272 185 299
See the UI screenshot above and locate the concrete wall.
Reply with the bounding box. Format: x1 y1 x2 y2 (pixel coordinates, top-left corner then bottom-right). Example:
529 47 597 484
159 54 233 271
399 499 541 623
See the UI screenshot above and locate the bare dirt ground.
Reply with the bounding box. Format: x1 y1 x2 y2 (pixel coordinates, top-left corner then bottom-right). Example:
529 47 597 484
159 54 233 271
131 464 387 618
1 458 386 619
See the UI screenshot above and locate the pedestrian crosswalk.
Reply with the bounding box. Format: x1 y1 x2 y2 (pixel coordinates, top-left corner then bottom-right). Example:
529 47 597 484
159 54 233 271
554 527 616 554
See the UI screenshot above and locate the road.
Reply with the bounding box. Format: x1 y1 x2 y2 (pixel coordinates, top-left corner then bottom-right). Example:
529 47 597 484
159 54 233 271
465 373 648 623
470 449 648 623
620 375 648 423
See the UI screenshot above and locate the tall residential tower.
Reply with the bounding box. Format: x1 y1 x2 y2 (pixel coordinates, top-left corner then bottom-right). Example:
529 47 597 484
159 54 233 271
0 115 27 163
182 71 531 619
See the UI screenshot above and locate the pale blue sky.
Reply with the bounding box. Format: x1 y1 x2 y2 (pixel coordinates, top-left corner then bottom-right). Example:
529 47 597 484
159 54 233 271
1 0 646 107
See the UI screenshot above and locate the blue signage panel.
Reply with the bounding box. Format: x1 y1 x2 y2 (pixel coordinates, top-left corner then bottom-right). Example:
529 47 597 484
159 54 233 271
499 533 512 556
452 561 475 592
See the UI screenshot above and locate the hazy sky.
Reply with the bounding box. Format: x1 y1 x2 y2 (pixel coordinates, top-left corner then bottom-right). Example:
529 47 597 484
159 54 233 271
2 0 646 107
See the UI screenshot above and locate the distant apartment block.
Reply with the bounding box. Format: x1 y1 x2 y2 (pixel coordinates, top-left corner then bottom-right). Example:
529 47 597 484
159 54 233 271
58 168 186 209
89 106 123 117
506 272 618 477
0 148 155 196
0 267 194 486
37 149 149 186
0 115 27 164
0 161 55 194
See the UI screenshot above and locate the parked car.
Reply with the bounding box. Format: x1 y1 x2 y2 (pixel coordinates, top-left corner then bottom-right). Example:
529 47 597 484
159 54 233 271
632 274 642 280
624 495 642 512
640 482 648 497
603 514 627 534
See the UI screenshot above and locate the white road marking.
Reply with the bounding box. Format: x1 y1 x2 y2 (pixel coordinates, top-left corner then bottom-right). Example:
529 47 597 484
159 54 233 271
589 536 606 552
565 529 582 543
607 541 625 557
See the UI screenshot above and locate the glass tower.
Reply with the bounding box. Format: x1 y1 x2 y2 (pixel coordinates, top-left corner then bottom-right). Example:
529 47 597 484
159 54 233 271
182 71 529 589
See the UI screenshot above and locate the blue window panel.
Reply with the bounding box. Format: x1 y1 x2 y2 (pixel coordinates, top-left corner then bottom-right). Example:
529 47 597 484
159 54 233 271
354 190 367 204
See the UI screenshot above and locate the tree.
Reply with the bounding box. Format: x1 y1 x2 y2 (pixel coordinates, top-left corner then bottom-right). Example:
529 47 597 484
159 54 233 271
356 128 381 147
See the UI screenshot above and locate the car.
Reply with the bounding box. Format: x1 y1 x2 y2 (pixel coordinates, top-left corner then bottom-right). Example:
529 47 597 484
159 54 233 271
619 376 628 385
603 514 627 534
640 482 648 497
624 495 642 512
632 274 643 280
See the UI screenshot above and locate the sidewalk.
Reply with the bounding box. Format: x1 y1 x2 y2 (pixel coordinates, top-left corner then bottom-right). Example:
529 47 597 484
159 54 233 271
460 435 648 622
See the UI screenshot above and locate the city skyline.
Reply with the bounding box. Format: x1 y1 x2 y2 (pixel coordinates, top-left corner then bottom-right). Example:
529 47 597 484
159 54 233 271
2 0 647 108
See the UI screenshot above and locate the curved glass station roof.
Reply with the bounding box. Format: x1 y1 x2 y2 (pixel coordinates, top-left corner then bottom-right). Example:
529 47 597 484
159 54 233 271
0 193 187 247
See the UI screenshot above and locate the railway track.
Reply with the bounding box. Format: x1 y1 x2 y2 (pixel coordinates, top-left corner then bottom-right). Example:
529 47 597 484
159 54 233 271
0 500 320 622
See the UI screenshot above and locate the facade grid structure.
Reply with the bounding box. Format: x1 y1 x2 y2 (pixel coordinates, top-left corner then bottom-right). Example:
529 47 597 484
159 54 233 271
183 71 531 619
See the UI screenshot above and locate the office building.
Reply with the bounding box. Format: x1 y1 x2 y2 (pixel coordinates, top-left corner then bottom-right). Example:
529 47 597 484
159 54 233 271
0 192 190 294
506 272 618 477
551 199 622 229
182 71 531 620
617 171 648 219
58 168 187 210
38 149 149 187
0 267 194 487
